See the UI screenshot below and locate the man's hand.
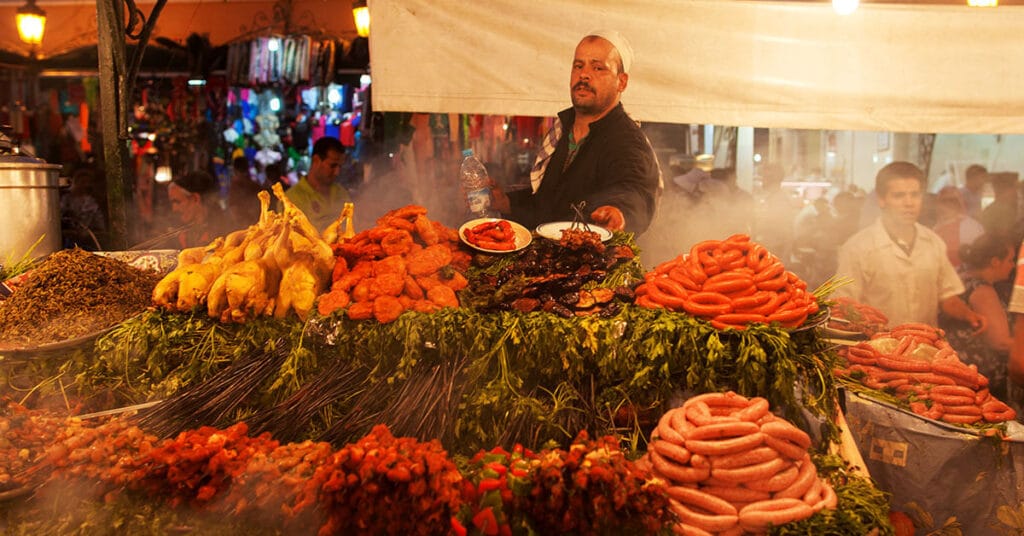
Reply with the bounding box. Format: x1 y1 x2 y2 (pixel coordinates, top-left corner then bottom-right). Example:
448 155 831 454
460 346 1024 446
489 180 511 215
965 310 988 336
590 205 625 231
942 295 987 336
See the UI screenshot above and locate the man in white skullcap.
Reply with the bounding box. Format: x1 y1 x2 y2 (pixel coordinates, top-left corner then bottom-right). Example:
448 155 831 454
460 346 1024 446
498 30 661 235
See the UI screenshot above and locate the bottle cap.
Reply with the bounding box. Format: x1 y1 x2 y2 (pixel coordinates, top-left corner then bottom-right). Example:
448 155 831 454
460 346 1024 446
462 148 474 158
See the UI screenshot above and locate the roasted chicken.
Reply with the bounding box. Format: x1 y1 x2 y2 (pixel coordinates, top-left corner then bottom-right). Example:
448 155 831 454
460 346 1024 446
152 185 337 323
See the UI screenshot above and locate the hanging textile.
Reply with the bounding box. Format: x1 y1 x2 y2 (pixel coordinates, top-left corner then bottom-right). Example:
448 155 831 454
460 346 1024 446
370 0 1024 134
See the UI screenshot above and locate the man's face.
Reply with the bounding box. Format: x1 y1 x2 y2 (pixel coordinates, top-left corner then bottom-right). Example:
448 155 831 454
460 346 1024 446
965 170 987 192
879 177 923 226
168 183 201 224
309 149 343 189
570 37 626 117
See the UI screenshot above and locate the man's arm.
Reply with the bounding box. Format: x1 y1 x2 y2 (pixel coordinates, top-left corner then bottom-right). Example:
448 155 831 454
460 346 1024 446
968 285 1012 352
1010 314 1024 384
832 243 861 300
940 295 987 333
589 133 660 234
1007 242 1024 383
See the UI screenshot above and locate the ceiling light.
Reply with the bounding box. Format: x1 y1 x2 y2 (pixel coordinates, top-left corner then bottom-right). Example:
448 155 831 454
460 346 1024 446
833 0 859 15
353 0 370 38
16 0 46 47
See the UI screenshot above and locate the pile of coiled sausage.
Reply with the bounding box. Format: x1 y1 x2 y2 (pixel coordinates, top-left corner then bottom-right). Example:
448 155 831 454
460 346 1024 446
645 391 836 535
634 234 818 331
836 323 1017 425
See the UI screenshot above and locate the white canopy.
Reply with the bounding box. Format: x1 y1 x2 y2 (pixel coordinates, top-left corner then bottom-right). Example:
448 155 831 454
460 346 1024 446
369 0 1024 134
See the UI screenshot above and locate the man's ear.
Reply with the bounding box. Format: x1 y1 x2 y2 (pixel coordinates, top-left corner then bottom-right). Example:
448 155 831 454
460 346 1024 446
618 72 629 93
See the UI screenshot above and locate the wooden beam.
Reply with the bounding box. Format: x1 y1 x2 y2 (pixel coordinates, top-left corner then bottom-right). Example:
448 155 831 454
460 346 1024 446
96 0 128 249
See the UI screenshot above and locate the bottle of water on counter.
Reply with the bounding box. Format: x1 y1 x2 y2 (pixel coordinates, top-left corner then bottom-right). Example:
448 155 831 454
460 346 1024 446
460 149 500 219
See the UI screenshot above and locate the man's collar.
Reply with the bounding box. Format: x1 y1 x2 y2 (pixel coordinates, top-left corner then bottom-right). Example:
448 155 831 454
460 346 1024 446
560 102 625 131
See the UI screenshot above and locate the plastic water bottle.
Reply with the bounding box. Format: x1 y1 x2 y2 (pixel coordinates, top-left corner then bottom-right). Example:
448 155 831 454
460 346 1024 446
459 149 500 219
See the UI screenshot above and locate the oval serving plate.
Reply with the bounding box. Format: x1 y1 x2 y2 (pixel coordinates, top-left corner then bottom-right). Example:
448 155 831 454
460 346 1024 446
535 221 613 243
459 218 533 254
0 317 127 356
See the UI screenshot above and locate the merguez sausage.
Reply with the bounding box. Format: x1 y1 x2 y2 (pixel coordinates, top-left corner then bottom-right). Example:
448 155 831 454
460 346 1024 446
709 445 779 469
773 456 818 500
738 498 815 532
651 450 711 483
686 432 766 457
762 435 807 461
701 484 771 504
744 463 799 492
802 478 823 504
670 500 740 533
711 457 787 484
653 439 693 465
687 421 760 441
684 391 750 411
673 524 713 536
760 420 811 449
667 485 738 516
813 481 838 511
657 410 686 445
733 397 770 422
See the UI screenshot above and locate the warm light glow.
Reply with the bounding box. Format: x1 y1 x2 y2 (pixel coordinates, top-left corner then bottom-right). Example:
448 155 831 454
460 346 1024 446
155 166 173 184
16 0 46 46
353 0 370 38
832 0 859 15
967 0 998 6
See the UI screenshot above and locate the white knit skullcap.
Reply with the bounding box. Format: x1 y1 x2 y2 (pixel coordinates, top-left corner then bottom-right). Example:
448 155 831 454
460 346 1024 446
584 29 634 73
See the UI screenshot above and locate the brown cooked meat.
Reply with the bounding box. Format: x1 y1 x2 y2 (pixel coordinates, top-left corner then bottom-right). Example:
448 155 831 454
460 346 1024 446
0 248 161 348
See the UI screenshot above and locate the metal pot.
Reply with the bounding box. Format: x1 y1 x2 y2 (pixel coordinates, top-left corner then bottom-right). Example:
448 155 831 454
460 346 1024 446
0 151 63 262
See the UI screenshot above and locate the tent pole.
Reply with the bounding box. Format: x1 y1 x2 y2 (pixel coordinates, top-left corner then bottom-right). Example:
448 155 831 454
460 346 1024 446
96 0 129 249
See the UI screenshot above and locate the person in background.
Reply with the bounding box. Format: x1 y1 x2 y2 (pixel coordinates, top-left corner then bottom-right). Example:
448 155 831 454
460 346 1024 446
60 167 106 250
496 30 661 235
790 195 835 289
167 170 229 249
831 190 864 247
285 136 351 231
933 186 985 270
753 162 800 264
228 156 264 229
980 172 1021 244
834 161 985 329
960 164 988 219
1007 239 1024 418
939 233 1016 403
265 162 289 191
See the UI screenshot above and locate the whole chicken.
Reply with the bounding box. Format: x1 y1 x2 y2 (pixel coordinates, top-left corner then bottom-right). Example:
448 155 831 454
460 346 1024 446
275 252 323 320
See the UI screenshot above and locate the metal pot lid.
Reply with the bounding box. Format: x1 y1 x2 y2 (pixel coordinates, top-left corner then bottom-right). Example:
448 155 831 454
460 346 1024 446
0 125 58 167
0 153 57 166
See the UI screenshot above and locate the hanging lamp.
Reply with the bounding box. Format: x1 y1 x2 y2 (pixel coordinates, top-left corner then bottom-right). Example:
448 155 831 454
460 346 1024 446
353 0 370 38
16 0 46 47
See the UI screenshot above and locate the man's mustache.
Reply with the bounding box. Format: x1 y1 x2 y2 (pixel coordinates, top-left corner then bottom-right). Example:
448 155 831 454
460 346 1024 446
573 82 593 92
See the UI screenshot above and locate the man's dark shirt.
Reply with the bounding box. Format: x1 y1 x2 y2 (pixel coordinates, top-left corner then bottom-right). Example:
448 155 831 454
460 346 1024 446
509 103 660 234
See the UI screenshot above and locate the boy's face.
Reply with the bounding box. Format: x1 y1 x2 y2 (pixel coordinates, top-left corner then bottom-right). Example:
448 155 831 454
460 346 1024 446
879 177 923 226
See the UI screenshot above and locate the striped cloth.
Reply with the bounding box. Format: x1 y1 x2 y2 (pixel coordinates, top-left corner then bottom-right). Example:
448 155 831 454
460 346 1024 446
1009 241 1024 314
529 118 562 193
528 113 664 197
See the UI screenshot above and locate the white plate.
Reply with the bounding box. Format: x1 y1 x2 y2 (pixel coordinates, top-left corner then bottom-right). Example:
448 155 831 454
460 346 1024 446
535 221 613 243
459 218 532 254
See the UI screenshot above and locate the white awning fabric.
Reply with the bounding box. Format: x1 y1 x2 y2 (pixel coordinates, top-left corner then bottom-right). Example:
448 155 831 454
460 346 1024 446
369 0 1024 134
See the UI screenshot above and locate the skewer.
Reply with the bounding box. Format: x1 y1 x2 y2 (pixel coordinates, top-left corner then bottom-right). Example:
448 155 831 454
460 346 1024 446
127 224 195 251
569 201 592 233
76 400 164 420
